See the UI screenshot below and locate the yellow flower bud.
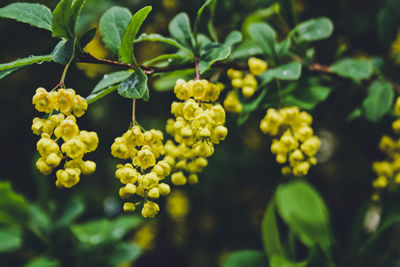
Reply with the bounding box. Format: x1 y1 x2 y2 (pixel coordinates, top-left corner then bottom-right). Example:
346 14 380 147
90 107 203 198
56 168 81 188
248 57 268 76
81 160 96 175
136 148 156 169
158 183 171 195
123 202 136 212
171 171 187 186
141 201 160 218
148 187 160 199
36 157 53 175
188 173 199 184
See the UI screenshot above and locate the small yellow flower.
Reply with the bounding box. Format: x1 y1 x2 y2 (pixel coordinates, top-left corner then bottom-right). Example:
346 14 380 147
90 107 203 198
141 201 160 218
136 147 156 169
248 57 268 76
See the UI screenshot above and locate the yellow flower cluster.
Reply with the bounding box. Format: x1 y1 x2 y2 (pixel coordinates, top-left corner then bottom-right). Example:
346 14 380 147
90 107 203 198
32 87 98 188
223 57 267 113
111 126 171 218
165 79 228 185
371 97 400 199
260 107 320 176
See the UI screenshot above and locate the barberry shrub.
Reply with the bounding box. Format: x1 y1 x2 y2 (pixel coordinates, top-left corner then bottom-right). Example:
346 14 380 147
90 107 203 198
1 0 400 266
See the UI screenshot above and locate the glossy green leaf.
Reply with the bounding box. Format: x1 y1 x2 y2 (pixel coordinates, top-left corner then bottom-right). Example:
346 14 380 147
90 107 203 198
275 38 291 58
193 0 215 38
28 204 51 237
346 107 362 122
118 69 149 101
0 3 52 31
262 199 285 258
142 54 188 67
135 33 192 55
362 79 394 122
0 55 52 79
79 28 96 49
52 38 76 65
87 71 132 104
52 0 86 39
229 40 264 60
275 180 332 251
100 6 132 55
198 42 231 73
169 13 195 50
271 62 301 80
24 256 60 267
270 256 307 267
292 17 333 42
248 22 276 58
242 4 279 34
331 58 374 80
0 227 22 252
119 6 152 65
223 250 268 267
284 84 332 110
55 197 85 227
0 182 29 226
224 31 243 47
153 69 196 92
71 215 143 245
108 243 141 265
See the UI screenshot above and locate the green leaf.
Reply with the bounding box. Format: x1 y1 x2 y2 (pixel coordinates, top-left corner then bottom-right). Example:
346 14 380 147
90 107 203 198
153 69 196 92
292 17 333 42
223 250 268 267
118 69 149 101
377 0 400 49
262 199 285 258
193 0 215 38
55 197 85 228
271 62 301 80
169 13 195 50
242 4 279 34
346 107 362 122
0 182 29 226
224 31 243 47
275 180 332 252
275 38 291 59
362 79 394 122
331 58 374 80
237 89 268 125
28 204 51 237
247 22 276 58
99 6 132 55
52 0 86 39
52 38 76 65
0 55 52 79
108 243 141 265
119 6 152 66
135 33 193 55
229 40 264 60
87 71 132 104
198 42 231 73
270 256 307 267
284 84 332 110
0 227 22 252
79 28 96 49
142 54 188 67
71 215 143 245
24 256 60 267
0 3 52 31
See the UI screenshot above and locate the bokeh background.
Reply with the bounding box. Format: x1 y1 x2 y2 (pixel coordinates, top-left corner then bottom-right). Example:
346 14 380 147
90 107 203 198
1 0 400 266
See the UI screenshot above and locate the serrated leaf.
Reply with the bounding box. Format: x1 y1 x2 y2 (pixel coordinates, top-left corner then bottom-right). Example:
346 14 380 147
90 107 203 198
331 58 374 80
0 227 22 252
0 3 52 31
79 28 96 49
119 6 152 66
51 38 76 65
292 17 333 42
135 33 192 55
153 69 196 92
108 243 141 265
224 31 243 47
362 79 394 122
24 256 60 267
169 13 195 50
248 22 276 58
87 71 132 104
0 182 29 226
262 199 285 259
223 250 268 267
275 180 332 251
271 62 301 80
198 42 231 73
118 69 149 100
100 6 132 55
0 55 52 79
52 0 86 39
71 216 143 245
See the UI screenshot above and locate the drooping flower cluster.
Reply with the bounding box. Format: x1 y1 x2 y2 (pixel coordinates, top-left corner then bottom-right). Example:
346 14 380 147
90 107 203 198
260 107 320 176
371 97 400 200
111 126 171 218
32 87 98 188
165 79 228 185
224 57 268 113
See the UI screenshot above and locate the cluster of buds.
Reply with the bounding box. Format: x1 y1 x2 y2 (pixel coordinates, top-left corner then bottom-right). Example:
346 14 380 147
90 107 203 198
111 126 171 218
32 87 98 188
260 107 320 176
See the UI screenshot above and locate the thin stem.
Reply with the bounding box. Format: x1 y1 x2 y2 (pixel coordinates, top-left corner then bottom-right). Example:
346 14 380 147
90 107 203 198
132 98 136 123
195 57 201 80
60 55 74 87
